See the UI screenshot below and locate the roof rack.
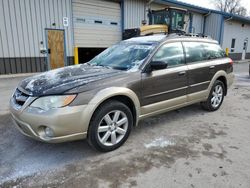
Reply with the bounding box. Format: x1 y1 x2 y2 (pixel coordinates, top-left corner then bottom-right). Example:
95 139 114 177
122 27 213 40
168 32 212 39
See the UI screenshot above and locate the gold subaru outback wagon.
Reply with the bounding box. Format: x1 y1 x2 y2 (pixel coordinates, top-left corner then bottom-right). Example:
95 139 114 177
10 34 234 152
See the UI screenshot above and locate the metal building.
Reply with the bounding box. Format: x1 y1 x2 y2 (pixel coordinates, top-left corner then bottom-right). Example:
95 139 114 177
0 0 73 74
0 0 250 75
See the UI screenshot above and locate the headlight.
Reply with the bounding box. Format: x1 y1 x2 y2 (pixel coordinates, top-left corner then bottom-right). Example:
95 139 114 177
30 95 77 111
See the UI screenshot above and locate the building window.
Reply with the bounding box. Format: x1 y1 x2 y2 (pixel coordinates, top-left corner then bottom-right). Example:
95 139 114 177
231 38 236 52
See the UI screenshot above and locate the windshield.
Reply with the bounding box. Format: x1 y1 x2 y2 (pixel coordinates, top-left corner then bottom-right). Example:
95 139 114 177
88 42 155 71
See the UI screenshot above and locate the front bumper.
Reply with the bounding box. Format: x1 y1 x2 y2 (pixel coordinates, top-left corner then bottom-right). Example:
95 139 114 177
10 97 90 143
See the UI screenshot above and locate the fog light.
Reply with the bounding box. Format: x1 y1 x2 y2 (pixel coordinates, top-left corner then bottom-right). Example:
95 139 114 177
44 127 54 137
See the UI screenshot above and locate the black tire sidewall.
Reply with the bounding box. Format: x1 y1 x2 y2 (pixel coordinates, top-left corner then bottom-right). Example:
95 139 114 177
88 100 133 152
207 80 225 111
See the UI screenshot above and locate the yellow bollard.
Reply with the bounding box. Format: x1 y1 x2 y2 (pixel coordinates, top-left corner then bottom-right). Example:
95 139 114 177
74 46 79 65
225 48 229 56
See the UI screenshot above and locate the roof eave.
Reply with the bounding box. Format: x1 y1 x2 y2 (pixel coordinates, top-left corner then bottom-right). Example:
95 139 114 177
153 0 210 14
221 12 250 24
152 0 250 24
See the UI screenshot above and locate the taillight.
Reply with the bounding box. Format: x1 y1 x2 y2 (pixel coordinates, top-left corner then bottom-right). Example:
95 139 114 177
229 58 234 65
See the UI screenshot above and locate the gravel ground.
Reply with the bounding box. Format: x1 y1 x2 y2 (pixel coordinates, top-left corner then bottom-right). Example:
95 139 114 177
0 63 250 188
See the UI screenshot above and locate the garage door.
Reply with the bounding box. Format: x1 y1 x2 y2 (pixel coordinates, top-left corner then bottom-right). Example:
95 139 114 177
73 0 122 48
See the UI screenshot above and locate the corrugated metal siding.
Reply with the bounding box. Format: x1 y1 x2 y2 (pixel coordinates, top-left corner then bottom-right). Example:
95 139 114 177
124 0 146 29
204 13 222 43
192 13 204 34
72 0 121 48
0 0 74 59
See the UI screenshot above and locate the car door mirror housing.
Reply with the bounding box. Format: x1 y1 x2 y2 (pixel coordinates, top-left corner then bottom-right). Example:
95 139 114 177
149 61 168 71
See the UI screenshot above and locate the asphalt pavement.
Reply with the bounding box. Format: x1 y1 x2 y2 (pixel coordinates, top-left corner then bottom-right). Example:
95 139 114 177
0 62 250 188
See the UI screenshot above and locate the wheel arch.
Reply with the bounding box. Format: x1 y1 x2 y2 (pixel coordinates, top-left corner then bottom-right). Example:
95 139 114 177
101 95 138 127
216 76 227 96
83 87 141 133
208 71 228 97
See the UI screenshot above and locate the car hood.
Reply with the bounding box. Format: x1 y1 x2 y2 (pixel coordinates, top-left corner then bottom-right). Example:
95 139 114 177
18 64 124 96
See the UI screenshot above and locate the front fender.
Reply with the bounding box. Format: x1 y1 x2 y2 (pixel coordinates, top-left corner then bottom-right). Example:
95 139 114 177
81 87 141 133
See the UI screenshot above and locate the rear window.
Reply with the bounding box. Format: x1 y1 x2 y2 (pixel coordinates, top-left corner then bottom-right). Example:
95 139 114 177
203 43 226 60
183 42 226 64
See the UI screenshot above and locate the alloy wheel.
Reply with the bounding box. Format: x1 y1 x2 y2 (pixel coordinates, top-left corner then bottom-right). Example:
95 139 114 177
97 110 128 146
211 85 223 108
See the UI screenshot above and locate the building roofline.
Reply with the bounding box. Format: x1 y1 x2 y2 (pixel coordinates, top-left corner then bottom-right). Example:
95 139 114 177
154 0 250 24
219 12 250 24
154 0 210 14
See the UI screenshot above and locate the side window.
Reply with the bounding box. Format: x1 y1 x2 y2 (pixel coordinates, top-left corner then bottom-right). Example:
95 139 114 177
152 42 185 67
203 43 226 59
183 42 206 63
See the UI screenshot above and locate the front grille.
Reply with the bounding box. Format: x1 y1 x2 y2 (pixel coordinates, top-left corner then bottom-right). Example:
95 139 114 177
13 88 30 107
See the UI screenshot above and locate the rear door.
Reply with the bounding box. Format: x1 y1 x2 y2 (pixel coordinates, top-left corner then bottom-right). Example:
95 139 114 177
183 42 214 95
184 42 228 96
141 42 188 109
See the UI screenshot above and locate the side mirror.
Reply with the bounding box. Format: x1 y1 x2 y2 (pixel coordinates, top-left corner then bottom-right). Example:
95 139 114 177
149 61 168 71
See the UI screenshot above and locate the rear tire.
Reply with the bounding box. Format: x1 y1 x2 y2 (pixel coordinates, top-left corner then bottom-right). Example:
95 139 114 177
87 100 133 152
201 80 225 111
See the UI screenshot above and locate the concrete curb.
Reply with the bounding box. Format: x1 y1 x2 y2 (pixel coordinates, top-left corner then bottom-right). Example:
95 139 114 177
0 73 39 79
234 60 250 64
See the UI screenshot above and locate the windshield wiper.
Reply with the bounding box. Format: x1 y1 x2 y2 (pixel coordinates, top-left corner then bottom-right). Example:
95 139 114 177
111 66 128 71
96 64 113 69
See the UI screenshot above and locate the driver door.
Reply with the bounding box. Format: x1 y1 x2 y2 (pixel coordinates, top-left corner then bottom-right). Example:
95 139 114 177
140 42 188 114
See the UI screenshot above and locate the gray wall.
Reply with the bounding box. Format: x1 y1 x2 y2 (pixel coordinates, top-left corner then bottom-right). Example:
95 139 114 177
228 53 250 60
222 20 250 53
0 0 74 74
204 13 223 43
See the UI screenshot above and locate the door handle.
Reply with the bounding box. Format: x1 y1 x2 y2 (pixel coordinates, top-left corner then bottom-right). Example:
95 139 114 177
178 71 186 76
209 66 215 69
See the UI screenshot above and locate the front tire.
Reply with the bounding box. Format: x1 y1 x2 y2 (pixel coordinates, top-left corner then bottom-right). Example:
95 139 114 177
87 100 133 152
201 80 225 111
